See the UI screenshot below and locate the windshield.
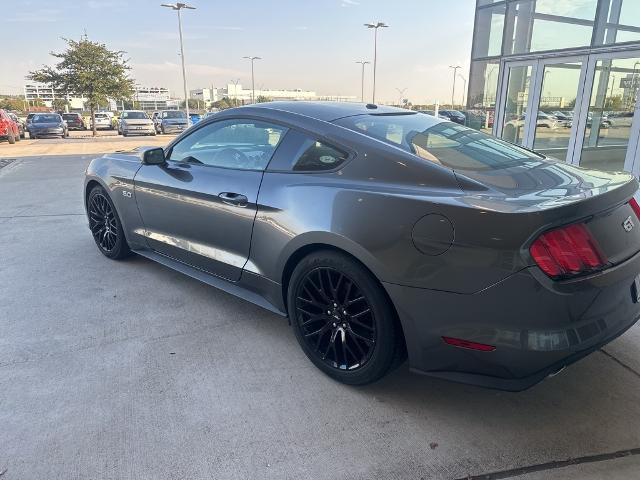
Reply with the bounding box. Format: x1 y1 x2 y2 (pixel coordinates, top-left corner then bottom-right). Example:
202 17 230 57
62 114 78 120
334 113 543 171
163 111 186 119
33 114 62 123
121 111 148 119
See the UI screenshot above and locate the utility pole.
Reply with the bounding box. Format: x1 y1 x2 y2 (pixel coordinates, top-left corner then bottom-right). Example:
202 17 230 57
364 22 388 104
355 60 370 103
449 65 461 108
161 2 196 119
243 56 261 103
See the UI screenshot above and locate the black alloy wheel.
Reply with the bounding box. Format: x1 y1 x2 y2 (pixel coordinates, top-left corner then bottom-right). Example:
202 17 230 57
87 186 131 259
289 251 404 385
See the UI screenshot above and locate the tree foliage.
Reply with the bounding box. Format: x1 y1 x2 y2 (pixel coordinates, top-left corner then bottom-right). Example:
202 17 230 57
0 96 25 111
28 36 135 135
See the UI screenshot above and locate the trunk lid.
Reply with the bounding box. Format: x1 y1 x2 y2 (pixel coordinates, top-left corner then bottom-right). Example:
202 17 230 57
454 159 640 267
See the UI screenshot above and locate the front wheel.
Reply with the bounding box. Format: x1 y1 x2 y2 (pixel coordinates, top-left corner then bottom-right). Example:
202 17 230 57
87 185 131 260
7 133 15 144
288 251 405 385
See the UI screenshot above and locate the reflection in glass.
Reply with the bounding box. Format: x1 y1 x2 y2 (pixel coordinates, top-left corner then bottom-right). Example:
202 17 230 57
472 4 506 59
580 57 640 172
501 65 532 146
533 62 583 161
466 60 500 134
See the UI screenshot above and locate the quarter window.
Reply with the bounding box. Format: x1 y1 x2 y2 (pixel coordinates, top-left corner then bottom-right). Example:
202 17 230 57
167 119 288 171
293 139 347 171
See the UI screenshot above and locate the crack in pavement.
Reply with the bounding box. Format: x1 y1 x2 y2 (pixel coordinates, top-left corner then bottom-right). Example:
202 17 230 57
600 348 640 379
456 447 640 479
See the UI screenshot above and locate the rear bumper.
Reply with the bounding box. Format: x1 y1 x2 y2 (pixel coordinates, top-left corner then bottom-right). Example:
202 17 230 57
161 124 187 133
384 249 640 391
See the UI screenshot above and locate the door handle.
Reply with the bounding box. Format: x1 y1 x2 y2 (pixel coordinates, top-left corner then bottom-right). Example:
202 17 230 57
218 192 248 207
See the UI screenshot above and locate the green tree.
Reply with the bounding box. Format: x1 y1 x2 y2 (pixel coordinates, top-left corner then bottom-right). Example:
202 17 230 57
0 96 25 112
256 95 272 103
52 98 69 112
180 98 200 109
28 36 134 136
605 95 623 110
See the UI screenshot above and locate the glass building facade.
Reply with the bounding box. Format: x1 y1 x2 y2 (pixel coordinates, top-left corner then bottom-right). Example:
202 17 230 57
468 0 640 174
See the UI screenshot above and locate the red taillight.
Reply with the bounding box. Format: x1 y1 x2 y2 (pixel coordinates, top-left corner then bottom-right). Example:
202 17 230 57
530 223 607 278
630 198 640 220
442 337 496 352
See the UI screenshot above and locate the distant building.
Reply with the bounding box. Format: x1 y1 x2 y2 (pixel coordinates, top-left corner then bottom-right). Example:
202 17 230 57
190 84 356 106
23 83 86 110
24 83 177 112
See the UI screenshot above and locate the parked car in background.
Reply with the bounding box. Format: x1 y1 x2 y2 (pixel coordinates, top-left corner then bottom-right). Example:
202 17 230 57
62 113 86 130
84 102 640 390
91 112 114 130
418 110 448 120
437 109 466 125
157 110 189 134
0 109 20 144
7 112 25 139
189 113 202 124
27 113 68 139
203 111 220 120
151 111 161 132
118 110 156 136
536 112 559 129
25 112 40 134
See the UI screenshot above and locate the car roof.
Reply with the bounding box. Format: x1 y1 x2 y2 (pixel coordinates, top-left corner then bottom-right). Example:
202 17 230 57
247 101 413 122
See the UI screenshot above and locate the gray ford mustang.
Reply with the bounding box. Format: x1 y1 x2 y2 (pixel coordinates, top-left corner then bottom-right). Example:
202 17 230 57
84 102 640 391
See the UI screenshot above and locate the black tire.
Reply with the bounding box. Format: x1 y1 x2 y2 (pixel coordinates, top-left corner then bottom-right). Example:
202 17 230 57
288 250 405 385
7 132 15 144
87 185 131 260
15 132 20 142
122 132 128 137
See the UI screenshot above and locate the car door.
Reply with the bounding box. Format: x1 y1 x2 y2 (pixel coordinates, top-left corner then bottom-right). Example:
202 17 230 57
133 118 288 281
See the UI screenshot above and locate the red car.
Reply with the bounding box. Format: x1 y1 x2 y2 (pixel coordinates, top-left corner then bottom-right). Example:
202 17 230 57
0 109 20 144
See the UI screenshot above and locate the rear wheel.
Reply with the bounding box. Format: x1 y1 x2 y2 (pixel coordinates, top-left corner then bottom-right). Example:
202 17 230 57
288 251 404 385
15 132 20 142
87 185 131 260
7 133 15 144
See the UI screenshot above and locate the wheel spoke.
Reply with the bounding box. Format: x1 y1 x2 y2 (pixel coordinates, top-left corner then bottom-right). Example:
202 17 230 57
295 266 376 371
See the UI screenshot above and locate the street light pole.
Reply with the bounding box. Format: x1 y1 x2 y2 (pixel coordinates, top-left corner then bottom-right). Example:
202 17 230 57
161 2 196 119
243 56 261 103
364 22 388 104
355 60 370 103
449 65 461 108
457 74 467 108
395 87 407 106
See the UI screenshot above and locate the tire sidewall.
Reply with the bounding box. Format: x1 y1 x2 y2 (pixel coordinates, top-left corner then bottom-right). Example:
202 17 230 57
87 186 130 259
287 251 398 385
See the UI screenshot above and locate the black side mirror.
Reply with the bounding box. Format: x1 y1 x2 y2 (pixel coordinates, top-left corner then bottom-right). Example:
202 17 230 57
142 147 165 165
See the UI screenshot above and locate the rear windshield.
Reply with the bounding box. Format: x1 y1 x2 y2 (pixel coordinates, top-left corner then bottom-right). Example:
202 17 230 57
334 113 543 171
121 111 148 119
164 111 186 119
33 114 61 123
62 114 78 119
95 113 109 118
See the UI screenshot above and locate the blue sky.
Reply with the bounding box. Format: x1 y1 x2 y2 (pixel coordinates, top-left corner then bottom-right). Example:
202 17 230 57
1 0 476 104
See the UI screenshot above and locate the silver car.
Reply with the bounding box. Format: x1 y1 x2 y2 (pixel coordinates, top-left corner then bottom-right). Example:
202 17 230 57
157 110 189 134
118 110 156 136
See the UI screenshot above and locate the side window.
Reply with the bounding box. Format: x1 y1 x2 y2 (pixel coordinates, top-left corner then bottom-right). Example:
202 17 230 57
167 119 288 171
293 139 347 171
268 130 348 172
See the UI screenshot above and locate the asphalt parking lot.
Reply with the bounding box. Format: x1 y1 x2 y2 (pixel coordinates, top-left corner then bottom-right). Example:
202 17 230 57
1 140 640 479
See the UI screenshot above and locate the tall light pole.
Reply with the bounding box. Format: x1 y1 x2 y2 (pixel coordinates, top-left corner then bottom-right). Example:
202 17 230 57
457 74 467 108
243 56 261 104
364 22 388 104
230 78 240 106
449 65 461 108
355 60 370 102
395 87 407 106
161 3 195 119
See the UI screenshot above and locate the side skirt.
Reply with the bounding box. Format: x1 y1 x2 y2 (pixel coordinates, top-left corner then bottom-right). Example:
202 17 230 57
133 248 287 317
